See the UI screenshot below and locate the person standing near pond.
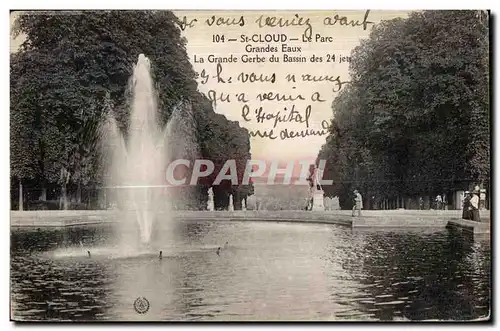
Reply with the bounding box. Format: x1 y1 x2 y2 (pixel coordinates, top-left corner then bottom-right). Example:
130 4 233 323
352 190 363 217
470 190 480 222
435 194 442 210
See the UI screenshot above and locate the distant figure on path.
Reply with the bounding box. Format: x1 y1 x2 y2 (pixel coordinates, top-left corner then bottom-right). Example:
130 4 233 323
442 193 447 210
435 194 442 210
419 197 424 210
87 251 91 258
304 196 312 211
159 251 163 260
470 190 480 222
462 191 471 220
207 187 215 211
352 190 363 217
216 247 221 256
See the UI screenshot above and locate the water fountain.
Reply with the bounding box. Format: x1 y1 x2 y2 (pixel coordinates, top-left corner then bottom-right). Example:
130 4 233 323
104 54 171 247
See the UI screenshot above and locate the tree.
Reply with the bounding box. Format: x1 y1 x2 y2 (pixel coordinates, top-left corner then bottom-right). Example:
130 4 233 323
193 96 253 210
317 10 489 209
10 10 253 209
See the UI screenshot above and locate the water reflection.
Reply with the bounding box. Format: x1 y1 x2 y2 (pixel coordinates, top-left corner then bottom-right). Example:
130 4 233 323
11 228 112 321
10 221 490 321
334 228 491 320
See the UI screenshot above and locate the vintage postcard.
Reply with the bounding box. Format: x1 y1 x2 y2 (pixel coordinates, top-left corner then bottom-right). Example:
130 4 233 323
10 9 490 322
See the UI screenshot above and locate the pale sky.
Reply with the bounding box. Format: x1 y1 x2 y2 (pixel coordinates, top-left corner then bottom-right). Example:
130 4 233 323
10 10 411 164
174 10 410 163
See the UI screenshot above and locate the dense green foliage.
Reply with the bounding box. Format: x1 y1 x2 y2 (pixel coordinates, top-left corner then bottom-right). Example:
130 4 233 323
318 10 490 209
10 10 253 209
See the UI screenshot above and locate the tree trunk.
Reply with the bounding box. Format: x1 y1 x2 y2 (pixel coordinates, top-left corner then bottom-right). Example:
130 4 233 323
40 184 47 201
61 184 68 210
18 180 23 211
59 168 70 210
76 182 82 203
87 188 91 209
233 190 241 210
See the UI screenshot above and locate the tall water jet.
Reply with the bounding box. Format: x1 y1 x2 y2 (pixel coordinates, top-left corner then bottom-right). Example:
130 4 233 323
164 95 201 210
104 54 170 246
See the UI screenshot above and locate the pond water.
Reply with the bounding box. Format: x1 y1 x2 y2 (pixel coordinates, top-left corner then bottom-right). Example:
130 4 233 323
10 220 490 321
